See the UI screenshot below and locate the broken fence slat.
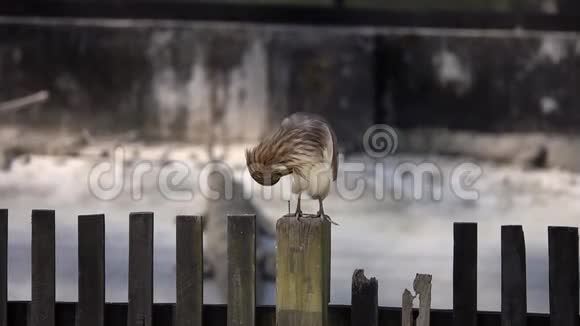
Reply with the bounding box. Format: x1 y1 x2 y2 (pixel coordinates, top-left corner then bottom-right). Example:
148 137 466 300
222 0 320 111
414 274 432 326
351 269 378 326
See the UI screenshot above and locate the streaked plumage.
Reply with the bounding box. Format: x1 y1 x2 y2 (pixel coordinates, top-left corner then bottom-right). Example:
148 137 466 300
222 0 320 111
246 112 338 224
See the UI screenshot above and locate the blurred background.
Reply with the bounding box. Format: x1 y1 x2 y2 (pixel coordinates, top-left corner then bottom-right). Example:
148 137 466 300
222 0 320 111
1 0 580 313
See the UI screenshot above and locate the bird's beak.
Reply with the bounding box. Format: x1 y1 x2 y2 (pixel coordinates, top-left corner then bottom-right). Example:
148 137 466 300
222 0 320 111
262 173 281 186
262 176 279 186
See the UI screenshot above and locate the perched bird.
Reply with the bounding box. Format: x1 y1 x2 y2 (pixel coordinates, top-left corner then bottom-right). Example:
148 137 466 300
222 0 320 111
246 112 338 225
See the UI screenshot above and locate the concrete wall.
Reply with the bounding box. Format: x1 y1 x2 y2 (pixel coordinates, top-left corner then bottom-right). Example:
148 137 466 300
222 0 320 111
0 22 375 151
1 19 580 153
0 24 272 142
377 31 580 133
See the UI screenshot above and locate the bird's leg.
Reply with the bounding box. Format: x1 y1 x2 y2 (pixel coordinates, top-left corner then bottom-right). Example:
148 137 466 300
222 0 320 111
295 194 303 220
283 194 304 219
316 199 338 225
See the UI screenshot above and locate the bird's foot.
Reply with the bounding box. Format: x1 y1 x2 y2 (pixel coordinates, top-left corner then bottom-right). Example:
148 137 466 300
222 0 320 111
317 211 339 226
296 210 304 221
283 210 304 219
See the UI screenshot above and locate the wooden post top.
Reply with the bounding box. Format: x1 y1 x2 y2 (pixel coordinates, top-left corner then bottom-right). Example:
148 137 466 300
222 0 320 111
276 215 331 326
277 215 329 225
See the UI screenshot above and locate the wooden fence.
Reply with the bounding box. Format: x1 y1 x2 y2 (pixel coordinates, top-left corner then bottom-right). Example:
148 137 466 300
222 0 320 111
0 208 578 326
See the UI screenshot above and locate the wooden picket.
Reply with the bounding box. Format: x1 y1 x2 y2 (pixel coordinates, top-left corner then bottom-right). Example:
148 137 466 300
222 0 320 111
0 209 577 326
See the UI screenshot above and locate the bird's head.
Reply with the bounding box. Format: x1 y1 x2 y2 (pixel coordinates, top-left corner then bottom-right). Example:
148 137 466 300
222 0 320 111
246 148 291 186
248 164 281 186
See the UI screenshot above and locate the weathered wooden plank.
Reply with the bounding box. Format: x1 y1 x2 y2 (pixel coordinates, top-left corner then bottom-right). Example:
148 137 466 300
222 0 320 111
227 215 256 326
276 216 330 326
414 274 432 326
176 216 203 326
78 214 105 326
128 212 154 326
0 209 6 326
1 302 566 326
30 209 55 326
501 225 527 326
323 221 331 308
548 226 579 326
402 289 414 326
351 269 378 326
453 223 477 326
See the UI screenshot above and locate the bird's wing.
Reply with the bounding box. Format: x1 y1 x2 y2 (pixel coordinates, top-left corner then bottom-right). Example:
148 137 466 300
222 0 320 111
330 124 338 181
282 112 339 180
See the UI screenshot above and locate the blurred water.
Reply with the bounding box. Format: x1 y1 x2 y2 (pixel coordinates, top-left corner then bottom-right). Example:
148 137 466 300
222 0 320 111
1 144 579 313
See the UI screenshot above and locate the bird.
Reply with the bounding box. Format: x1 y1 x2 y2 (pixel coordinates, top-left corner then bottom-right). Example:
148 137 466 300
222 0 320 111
246 112 339 225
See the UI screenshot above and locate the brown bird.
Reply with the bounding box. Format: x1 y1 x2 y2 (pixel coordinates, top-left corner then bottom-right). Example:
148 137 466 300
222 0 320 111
246 112 338 225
